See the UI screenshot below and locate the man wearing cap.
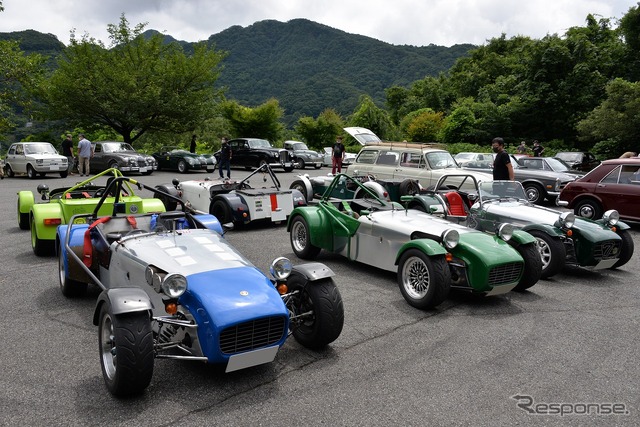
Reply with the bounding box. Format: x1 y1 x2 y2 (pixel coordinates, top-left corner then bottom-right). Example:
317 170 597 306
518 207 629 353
332 136 345 174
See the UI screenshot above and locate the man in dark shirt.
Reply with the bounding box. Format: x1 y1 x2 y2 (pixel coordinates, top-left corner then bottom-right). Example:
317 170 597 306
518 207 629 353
492 137 514 181
218 137 232 179
532 140 545 157
61 134 75 175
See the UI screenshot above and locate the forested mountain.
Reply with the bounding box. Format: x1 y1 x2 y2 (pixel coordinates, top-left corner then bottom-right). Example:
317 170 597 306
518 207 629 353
0 19 472 125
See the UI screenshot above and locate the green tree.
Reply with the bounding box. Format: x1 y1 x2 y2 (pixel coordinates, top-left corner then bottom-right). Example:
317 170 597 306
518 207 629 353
44 14 226 145
399 109 444 142
295 109 344 150
619 4 640 82
439 101 478 145
348 95 397 140
220 98 285 143
577 78 640 156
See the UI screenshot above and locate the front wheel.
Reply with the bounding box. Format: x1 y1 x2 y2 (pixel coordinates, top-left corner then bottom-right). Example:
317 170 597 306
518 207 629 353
27 165 37 179
286 273 344 349
17 199 29 230
58 241 87 297
512 243 542 291
98 301 154 396
290 180 310 203
611 229 634 269
397 250 450 309
528 230 565 278
5 164 14 177
290 216 321 259
295 159 305 169
108 161 120 171
177 160 187 173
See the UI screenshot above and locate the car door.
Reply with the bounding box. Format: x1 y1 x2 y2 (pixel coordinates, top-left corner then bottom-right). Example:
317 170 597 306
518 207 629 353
229 140 248 167
11 144 27 173
393 151 426 182
91 143 108 171
598 164 640 220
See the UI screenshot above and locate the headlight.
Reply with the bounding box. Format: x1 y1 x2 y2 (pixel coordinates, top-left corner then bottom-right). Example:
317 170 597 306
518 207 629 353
554 178 560 191
441 229 459 250
186 158 195 164
497 223 514 241
36 159 44 165
602 210 619 226
558 212 575 229
129 158 137 165
269 257 292 280
161 273 188 298
273 152 279 158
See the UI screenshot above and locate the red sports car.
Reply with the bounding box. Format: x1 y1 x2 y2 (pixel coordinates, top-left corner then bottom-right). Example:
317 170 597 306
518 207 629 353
559 158 640 221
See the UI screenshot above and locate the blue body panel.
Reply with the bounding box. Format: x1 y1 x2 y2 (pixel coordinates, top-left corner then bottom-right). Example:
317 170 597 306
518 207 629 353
193 213 223 235
180 266 289 363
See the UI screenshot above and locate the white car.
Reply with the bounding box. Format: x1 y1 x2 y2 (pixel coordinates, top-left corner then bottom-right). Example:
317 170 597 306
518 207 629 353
4 142 69 179
321 147 357 167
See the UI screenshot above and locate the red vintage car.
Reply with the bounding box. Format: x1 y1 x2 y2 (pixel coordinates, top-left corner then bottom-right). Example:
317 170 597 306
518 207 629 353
558 158 640 221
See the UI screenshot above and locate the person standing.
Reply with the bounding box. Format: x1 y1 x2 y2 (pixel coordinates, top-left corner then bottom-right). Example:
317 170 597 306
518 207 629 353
331 136 345 174
189 134 197 153
77 134 93 176
492 137 514 181
532 140 545 157
61 133 75 175
516 141 528 155
218 137 232 180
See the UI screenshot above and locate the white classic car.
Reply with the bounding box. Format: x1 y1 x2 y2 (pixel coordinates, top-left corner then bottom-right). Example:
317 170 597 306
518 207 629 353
4 142 69 179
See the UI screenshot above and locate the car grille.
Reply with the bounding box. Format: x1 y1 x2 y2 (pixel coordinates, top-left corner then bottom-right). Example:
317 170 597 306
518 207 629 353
280 151 291 163
219 316 287 354
488 262 523 286
594 240 622 260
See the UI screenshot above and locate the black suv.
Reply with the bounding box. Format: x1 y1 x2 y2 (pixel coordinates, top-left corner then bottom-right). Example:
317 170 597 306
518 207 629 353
215 138 294 172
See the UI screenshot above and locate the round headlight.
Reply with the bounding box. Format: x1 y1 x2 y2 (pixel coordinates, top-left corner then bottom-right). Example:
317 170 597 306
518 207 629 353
559 212 575 229
161 273 188 298
497 223 514 241
441 229 459 250
144 266 155 285
270 257 292 280
602 210 619 226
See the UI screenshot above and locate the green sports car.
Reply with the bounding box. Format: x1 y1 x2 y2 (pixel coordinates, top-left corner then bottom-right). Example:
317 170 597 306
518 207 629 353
287 174 541 310
17 168 166 256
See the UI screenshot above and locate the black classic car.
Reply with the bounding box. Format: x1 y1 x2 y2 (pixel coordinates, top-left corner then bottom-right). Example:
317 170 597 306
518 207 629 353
283 140 323 169
554 151 601 172
214 138 294 172
91 141 157 175
152 146 216 173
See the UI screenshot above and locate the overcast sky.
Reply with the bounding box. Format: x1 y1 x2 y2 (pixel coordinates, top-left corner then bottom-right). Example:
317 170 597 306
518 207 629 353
1 0 637 47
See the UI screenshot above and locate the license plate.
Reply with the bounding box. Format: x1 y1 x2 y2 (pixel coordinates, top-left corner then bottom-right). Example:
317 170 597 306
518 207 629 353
49 165 60 171
225 345 279 373
139 167 147 173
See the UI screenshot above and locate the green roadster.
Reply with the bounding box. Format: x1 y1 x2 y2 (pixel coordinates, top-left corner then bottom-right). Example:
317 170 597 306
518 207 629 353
17 168 165 256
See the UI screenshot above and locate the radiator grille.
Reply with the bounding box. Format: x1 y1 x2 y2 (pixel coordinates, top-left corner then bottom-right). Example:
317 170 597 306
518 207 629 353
594 240 622 260
219 316 287 354
280 151 291 163
488 262 523 286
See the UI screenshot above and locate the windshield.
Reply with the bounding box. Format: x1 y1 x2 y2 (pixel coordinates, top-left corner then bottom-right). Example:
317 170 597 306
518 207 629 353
478 181 527 201
556 152 582 162
25 143 58 155
426 151 458 169
249 139 272 148
454 153 475 161
545 157 573 172
292 142 309 150
103 142 135 153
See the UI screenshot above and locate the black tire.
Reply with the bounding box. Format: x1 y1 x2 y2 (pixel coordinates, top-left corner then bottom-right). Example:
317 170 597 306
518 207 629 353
98 300 154 396
284 166 295 172
397 250 450 309
295 158 305 169
59 170 68 178
399 179 420 197
314 164 321 169
286 273 344 349
177 160 187 173
258 159 268 169
31 215 55 256
611 229 634 269
528 230 565 278
58 241 87 297
574 198 602 220
17 199 29 230
108 160 120 171
523 183 544 204
211 199 233 224
289 215 321 259
27 165 37 179
153 185 178 211
512 243 542 291
290 180 309 202
6 165 14 177
143 170 153 175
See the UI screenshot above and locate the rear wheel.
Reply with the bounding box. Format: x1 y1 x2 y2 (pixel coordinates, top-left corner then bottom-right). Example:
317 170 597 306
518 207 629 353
574 198 602 220
523 183 544 204
290 180 310 202
286 273 344 349
397 250 450 309
17 199 29 230
98 300 153 396
58 241 87 297
611 229 634 269
399 179 420 197
211 199 233 224
528 230 565 278
512 243 542 291
153 185 178 211
289 216 321 259
31 215 55 256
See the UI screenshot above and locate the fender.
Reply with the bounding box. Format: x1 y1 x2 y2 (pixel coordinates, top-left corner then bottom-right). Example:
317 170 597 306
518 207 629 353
566 193 603 209
508 229 538 246
57 222 94 284
291 262 335 281
395 239 448 265
140 197 167 213
520 223 564 238
361 181 387 200
289 188 307 207
31 203 65 242
292 175 314 201
407 194 445 214
595 218 631 231
213 193 250 223
287 207 333 251
192 213 223 235
92 288 152 326
17 191 35 215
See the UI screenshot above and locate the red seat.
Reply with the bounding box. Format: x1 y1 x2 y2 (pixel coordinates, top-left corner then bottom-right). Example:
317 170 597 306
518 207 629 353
444 192 467 216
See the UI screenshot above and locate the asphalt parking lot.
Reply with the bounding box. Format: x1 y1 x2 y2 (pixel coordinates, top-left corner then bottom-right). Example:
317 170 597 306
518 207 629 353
1 166 638 426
